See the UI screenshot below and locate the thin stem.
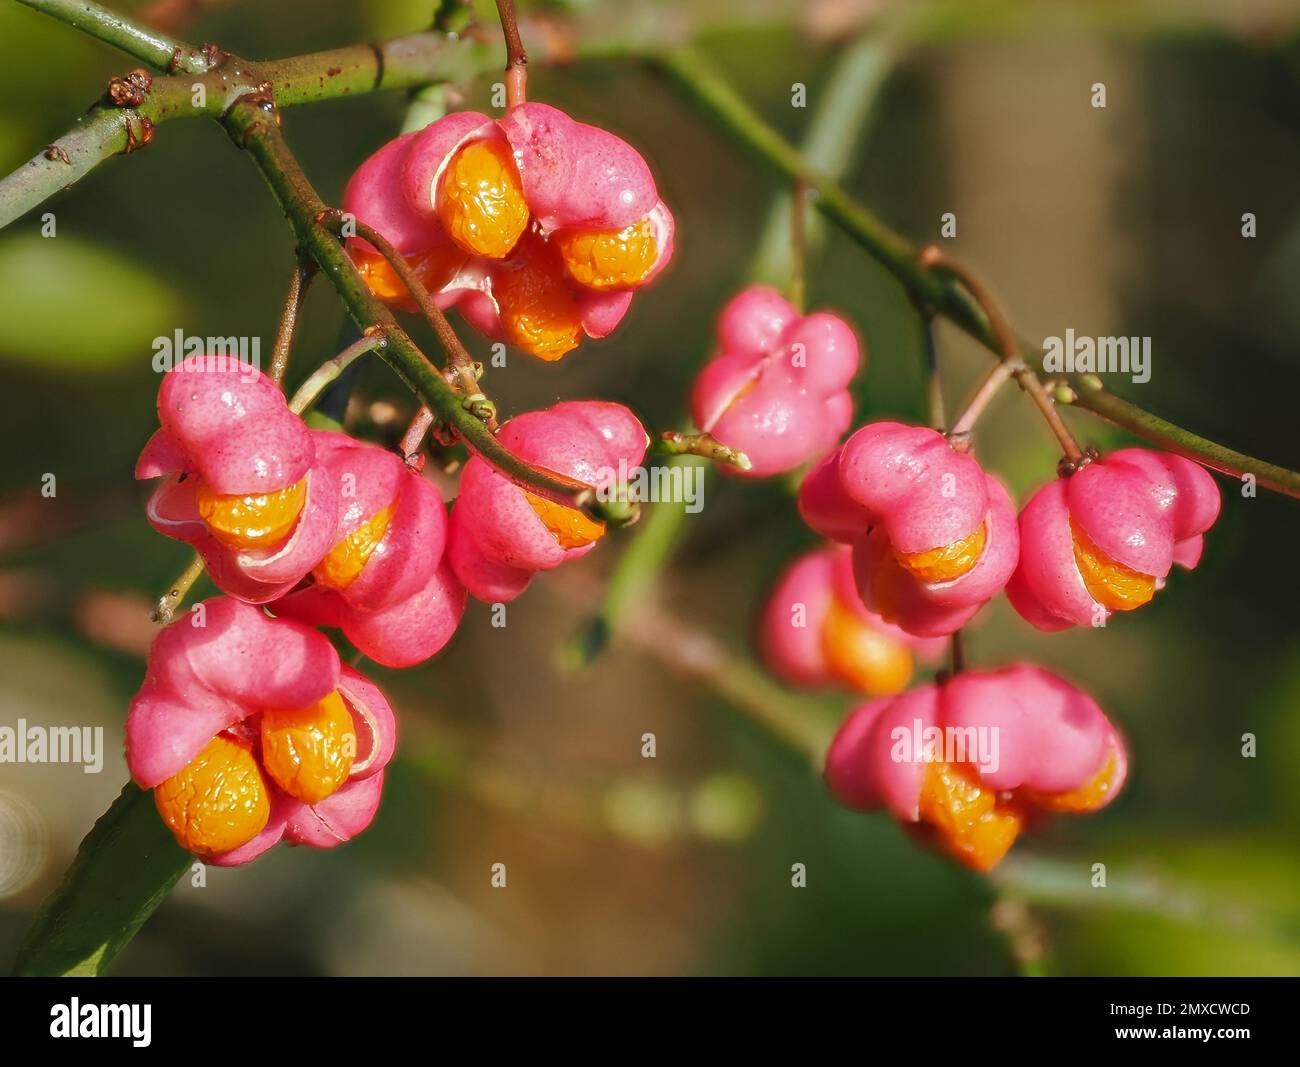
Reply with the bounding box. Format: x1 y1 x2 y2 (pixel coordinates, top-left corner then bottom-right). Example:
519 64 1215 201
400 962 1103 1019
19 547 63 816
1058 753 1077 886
17 0 217 73
918 307 946 430
655 47 1300 498
325 212 483 401
788 178 808 312
269 258 314 384
950 358 1018 438
949 630 966 676
150 553 204 624
226 100 629 523
919 247 1084 465
399 407 436 465
655 430 751 472
288 332 387 415
494 0 528 106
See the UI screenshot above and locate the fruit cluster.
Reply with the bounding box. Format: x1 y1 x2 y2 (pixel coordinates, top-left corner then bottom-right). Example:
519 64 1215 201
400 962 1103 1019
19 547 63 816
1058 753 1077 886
695 291 1222 869
127 92 1224 878
130 356 646 862
344 103 674 361
129 99 674 865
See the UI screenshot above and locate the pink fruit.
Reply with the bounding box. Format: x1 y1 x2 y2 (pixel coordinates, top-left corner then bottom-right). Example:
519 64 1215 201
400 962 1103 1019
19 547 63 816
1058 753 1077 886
136 356 339 604
269 432 468 669
126 598 397 865
690 285 860 477
798 422 1020 636
1006 448 1221 630
758 545 943 695
447 401 647 602
342 104 674 360
824 664 1127 871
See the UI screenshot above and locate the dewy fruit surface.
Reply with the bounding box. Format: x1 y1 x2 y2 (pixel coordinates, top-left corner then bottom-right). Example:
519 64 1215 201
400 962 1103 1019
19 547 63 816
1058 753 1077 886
918 760 1023 872
195 478 308 550
1070 520 1156 611
154 733 271 856
896 521 987 584
820 598 914 696
314 502 396 591
555 219 658 291
437 139 530 259
492 244 584 361
524 491 606 549
260 691 356 805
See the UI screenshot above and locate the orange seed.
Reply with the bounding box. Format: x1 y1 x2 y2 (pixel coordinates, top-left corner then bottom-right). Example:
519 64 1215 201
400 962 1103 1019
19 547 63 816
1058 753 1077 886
154 733 270 856
314 502 396 591
195 478 308 550
260 691 356 805
524 490 606 550
1029 753 1121 813
918 760 1024 872
896 521 987 584
555 218 658 291
437 139 530 259
350 246 468 309
820 597 914 696
1071 520 1156 612
492 243 584 361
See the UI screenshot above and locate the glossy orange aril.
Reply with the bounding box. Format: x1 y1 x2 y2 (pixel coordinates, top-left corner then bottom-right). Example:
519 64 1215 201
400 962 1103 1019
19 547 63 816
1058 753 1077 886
437 138 530 259
260 691 356 805
918 760 1024 873
314 502 396 591
195 478 308 550
524 490 605 550
555 218 658 292
820 597 914 696
351 246 467 309
1071 520 1156 612
896 521 987 584
492 242 584 361
154 733 270 856
1029 753 1121 813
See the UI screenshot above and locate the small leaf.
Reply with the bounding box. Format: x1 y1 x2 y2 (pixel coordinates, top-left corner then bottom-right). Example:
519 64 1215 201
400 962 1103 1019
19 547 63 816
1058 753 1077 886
13 782 189 977
0 233 184 369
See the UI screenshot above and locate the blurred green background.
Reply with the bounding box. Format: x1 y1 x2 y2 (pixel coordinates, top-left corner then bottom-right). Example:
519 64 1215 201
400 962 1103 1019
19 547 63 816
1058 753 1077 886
2 0 1300 976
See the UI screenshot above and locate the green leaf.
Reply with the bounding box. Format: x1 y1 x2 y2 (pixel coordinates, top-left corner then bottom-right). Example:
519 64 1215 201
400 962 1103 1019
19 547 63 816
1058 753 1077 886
13 782 189 977
0 233 184 370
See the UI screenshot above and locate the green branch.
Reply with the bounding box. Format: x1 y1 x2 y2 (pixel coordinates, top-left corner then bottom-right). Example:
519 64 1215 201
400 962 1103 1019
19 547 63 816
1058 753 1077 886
653 46 1300 500
0 30 498 230
17 0 216 73
1060 376 1300 496
224 100 629 523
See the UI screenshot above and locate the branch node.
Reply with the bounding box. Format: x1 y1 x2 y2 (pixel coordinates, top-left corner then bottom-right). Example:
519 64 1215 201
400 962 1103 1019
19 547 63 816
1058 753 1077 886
107 69 152 109
461 392 497 424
